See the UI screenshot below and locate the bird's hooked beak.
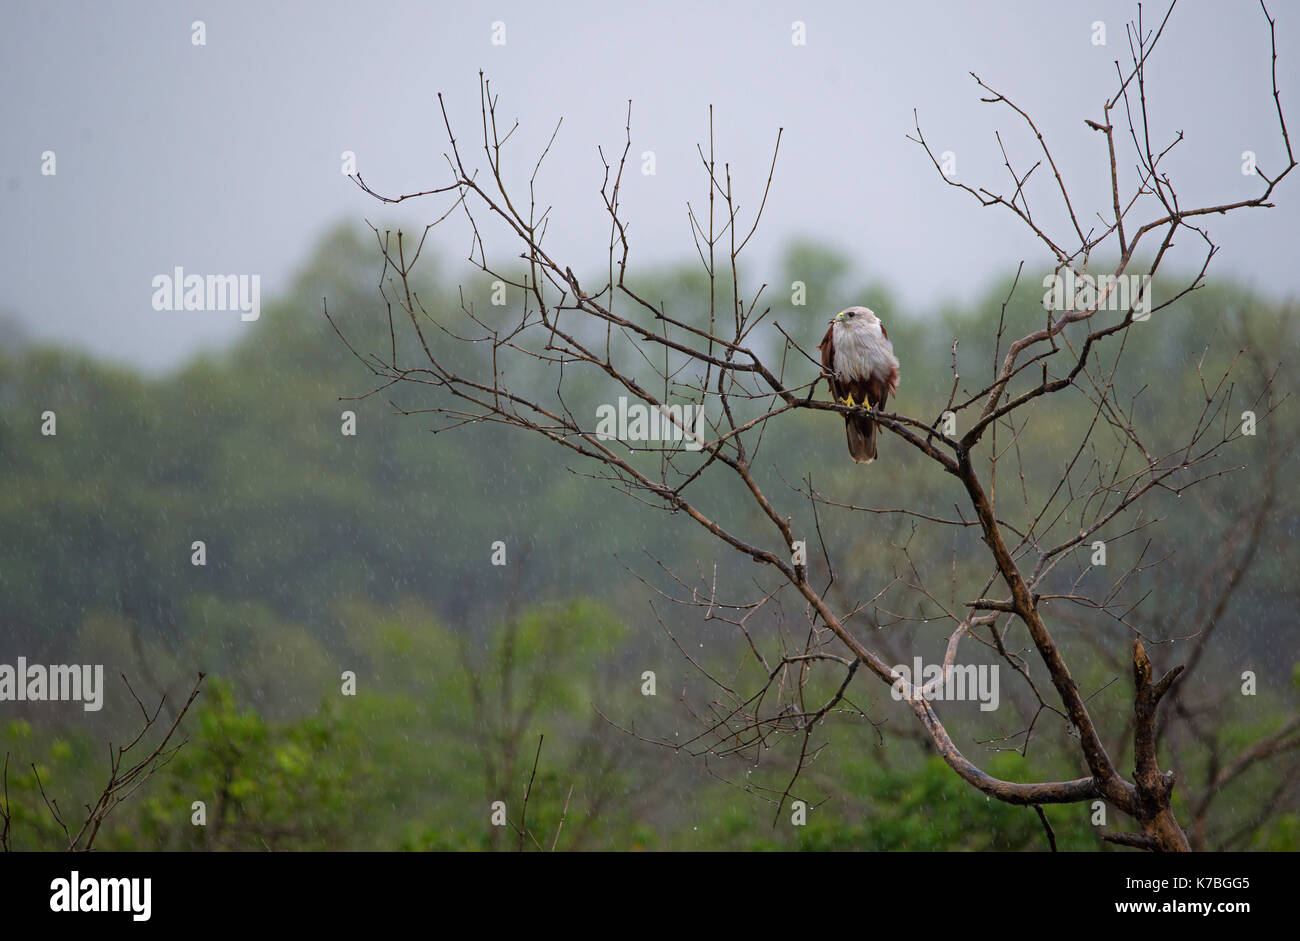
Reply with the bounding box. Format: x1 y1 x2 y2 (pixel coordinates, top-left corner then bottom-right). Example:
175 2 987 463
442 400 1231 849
828 311 843 325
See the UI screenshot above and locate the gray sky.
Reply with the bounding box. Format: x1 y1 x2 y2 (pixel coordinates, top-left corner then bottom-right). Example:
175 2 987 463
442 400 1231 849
2 0 1295 371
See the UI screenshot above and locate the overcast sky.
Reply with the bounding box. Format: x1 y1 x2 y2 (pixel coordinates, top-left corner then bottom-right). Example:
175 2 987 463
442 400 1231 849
2 0 1295 371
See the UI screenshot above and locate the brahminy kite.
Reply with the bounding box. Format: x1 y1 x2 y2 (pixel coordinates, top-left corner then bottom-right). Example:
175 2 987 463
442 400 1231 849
817 306 900 463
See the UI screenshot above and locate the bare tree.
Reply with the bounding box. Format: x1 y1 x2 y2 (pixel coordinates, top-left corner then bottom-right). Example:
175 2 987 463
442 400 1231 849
334 1 1295 851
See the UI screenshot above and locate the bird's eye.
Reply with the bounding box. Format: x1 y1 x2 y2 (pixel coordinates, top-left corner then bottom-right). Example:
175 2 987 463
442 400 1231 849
847 311 855 318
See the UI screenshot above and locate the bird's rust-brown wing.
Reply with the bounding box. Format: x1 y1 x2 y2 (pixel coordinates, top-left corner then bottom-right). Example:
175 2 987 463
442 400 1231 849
818 324 844 402
867 375 889 412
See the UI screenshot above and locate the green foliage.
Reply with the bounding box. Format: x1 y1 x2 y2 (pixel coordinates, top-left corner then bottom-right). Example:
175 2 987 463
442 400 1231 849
116 680 361 850
727 754 1097 851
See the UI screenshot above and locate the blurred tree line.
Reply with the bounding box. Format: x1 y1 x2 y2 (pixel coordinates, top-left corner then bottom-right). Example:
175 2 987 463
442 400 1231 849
0 225 1294 850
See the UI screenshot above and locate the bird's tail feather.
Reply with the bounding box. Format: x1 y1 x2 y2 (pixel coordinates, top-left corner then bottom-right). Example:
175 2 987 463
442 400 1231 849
845 414 877 464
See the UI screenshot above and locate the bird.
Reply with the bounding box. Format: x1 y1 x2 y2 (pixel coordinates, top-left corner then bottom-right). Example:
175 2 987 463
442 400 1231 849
817 306 900 463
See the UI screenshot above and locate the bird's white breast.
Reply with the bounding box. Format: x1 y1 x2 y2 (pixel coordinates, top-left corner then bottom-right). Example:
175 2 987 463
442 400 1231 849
833 320 898 383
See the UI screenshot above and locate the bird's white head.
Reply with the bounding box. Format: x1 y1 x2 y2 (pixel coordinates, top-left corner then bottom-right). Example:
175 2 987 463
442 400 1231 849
829 306 881 329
